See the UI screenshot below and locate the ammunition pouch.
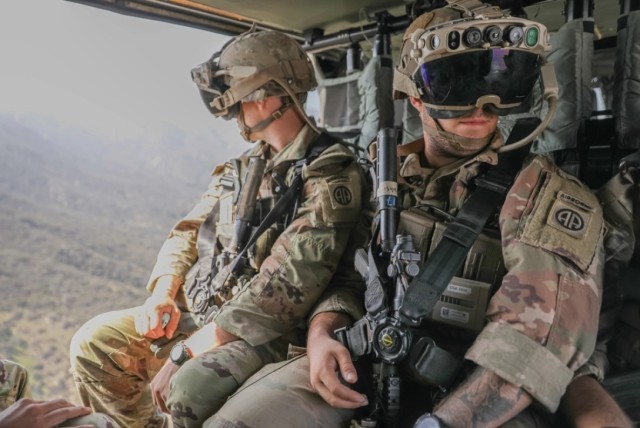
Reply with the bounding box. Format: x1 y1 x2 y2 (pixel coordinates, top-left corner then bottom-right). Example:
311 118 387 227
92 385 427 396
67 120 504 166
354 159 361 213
407 336 463 389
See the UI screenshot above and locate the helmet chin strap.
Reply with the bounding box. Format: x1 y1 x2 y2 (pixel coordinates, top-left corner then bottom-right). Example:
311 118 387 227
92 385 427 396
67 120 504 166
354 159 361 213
423 117 494 151
238 100 293 142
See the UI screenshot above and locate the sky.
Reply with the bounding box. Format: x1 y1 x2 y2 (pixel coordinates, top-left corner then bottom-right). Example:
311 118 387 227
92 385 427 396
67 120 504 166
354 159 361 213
0 0 233 143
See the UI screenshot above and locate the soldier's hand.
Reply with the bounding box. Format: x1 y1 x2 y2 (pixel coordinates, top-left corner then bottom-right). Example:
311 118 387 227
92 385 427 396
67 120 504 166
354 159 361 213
150 360 180 413
308 333 368 409
0 398 93 428
135 283 181 339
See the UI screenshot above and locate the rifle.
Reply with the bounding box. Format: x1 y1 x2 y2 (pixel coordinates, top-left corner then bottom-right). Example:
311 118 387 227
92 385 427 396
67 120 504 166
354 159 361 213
336 128 430 426
189 155 267 316
212 156 268 289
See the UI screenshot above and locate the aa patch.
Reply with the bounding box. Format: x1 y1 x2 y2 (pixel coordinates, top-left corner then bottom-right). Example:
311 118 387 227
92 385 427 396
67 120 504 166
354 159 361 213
517 170 603 272
322 175 360 223
548 191 594 239
332 186 353 206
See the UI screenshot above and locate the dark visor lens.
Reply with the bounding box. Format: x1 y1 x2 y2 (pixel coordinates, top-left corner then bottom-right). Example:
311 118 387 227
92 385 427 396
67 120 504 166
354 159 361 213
414 49 542 110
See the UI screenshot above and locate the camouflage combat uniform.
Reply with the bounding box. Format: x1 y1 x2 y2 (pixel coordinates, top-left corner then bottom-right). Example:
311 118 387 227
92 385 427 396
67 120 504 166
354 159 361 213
0 359 118 427
69 124 367 428
208 134 605 428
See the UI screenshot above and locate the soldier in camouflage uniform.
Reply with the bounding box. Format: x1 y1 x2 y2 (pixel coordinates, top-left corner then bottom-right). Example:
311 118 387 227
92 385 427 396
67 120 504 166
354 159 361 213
207 2 607 427
0 359 118 427
69 30 368 428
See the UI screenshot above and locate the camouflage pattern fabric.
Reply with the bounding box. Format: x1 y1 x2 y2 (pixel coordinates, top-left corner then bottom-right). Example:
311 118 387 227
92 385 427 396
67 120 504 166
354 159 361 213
69 307 287 428
210 136 604 427
205 355 355 428
0 359 118 428
167 338 288 427
397 137 603 411
70 124 367 427
466 153 604 412
0 359 29 411
70 309 173 428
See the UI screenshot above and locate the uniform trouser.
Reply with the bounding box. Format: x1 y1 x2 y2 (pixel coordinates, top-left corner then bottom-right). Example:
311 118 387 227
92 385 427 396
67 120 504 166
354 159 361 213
0 359 118 428
69 307 288 428
167 338 288 428
206 355 555 428
206 354 355 428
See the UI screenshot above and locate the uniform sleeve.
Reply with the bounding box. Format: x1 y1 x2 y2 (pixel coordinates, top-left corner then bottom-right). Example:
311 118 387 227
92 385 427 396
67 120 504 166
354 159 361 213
212 158 364 346
146 168 227 293
465 156 605 412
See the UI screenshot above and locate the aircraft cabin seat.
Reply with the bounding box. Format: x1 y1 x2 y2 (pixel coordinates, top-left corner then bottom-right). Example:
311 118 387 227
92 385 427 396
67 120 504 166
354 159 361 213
308 52 395 156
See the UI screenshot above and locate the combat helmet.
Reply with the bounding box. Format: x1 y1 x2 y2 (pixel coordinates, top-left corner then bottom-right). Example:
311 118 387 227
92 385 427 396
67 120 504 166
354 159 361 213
191 29 317 140
394 0 559 151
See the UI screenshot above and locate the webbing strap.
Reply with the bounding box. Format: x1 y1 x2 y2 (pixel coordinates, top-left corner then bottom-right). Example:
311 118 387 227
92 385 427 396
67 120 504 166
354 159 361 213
399 120 539 325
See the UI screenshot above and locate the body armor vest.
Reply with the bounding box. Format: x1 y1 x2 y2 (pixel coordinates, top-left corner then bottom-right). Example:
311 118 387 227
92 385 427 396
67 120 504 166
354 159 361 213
397 205 505 333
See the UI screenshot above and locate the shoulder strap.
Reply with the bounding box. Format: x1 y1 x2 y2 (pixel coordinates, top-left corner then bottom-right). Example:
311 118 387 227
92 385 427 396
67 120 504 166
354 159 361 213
398 119 539 325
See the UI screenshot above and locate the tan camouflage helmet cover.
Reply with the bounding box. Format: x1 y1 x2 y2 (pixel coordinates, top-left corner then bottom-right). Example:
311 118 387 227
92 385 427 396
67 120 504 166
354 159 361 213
393 0 550 100
219 30 316 100
193 30 316 119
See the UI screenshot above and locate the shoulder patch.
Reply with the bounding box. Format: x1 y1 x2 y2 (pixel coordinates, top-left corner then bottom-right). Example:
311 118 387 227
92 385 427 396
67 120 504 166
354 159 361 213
316 173 362 224
547 191 594 239
516 171 603 272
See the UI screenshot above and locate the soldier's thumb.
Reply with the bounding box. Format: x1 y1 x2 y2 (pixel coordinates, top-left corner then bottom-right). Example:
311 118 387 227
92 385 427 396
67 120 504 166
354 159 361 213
165 308 181 339
337 352 357 384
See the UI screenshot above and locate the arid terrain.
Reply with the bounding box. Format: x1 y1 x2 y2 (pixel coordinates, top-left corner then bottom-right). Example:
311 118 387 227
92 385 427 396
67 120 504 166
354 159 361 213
0 113 234 401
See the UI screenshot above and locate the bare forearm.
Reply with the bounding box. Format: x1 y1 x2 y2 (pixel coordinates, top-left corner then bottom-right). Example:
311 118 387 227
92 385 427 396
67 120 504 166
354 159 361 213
434 367 532 428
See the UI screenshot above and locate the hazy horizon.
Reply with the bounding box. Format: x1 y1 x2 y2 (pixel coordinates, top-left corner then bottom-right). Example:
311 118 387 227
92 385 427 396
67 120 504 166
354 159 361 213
0 0 243 152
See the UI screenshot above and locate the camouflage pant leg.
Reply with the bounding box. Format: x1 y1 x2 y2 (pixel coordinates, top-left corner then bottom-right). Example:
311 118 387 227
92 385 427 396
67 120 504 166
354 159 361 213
61 413 122 428
0 359 29 411
167 338 288 428
69 307 170 428
205 354 355 428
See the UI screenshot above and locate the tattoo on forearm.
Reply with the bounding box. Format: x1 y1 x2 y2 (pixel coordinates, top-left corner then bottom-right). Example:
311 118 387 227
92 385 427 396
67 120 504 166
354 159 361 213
435 368 531 428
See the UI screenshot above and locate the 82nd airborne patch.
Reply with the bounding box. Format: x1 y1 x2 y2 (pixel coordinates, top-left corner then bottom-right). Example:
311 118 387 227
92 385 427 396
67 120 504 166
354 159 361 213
332 186 353 206
548 191 594 239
